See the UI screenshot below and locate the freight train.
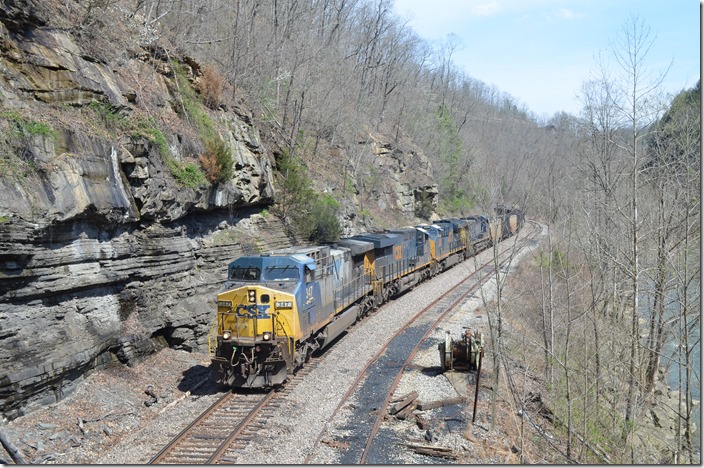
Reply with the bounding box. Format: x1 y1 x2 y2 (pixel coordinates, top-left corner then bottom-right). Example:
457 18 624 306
208 206 525 388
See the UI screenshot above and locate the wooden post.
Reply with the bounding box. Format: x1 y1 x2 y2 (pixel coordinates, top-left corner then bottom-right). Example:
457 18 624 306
472 349 483 423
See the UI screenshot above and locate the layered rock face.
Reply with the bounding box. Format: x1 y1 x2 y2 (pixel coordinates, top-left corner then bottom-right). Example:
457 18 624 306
0 2 438 420
0 211 290 420
0 9 283 419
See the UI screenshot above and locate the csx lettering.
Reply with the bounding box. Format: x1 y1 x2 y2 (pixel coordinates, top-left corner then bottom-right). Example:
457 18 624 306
305 285 315 305
235 304 271 318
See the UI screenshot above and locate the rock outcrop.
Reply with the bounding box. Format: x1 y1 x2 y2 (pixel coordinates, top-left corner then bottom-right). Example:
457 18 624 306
0 1 439 420
0 7 283 419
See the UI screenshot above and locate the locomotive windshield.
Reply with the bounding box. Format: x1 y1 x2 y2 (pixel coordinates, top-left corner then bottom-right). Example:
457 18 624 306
229 266 261 281
226 256 303 283
263 265 300 282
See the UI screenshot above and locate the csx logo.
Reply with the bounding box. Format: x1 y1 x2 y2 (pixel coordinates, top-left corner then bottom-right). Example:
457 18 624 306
393 245 403 260
235 304 271 319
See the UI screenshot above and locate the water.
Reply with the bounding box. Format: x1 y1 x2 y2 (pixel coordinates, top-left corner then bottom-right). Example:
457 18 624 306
656 282 700 456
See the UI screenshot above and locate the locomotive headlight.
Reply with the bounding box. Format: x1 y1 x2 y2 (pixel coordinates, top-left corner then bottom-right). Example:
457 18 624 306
248 290 256 303
222 330 232 340
262 332 272 341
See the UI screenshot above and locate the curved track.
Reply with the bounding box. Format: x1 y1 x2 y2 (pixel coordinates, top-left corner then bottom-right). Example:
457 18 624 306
304 221 541 463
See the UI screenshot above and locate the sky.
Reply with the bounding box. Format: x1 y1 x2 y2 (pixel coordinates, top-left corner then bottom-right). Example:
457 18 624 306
391 0 701 119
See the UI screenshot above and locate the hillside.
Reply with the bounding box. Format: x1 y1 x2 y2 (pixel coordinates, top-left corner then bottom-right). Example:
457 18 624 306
0 0 438 421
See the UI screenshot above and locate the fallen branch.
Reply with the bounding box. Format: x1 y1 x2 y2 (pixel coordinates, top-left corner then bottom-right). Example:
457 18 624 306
0 430 27 464
159 392 190 414
158 376 209 414
81 409 135 423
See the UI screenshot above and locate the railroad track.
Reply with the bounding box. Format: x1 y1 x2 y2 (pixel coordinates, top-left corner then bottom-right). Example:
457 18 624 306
149 358 320 464
303 221 541 464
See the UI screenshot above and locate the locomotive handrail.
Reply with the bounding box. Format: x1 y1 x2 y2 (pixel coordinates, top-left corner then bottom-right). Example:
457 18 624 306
332 272 371 312
273 313 294 364
207 317 219 358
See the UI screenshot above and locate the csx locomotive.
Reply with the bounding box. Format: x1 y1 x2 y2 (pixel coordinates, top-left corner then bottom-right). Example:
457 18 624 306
208 206 524 388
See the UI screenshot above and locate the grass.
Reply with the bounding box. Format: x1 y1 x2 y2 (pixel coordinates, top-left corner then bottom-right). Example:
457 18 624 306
88 101 127 128
165 157 207 189
0 110 58 140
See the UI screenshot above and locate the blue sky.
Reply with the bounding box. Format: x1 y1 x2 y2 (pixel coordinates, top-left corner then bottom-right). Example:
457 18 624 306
392 0 700 119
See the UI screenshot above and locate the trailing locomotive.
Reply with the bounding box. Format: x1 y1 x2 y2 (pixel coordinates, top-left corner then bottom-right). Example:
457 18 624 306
208 207 524 388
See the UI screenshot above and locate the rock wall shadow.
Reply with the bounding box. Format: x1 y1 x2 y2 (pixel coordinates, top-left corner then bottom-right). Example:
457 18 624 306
178 364 227 395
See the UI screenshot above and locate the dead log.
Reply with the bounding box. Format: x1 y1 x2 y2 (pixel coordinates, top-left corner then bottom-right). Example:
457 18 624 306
394 402 417 420
0 430 26 464
390 391 416 404
389 391 418 415
403 443 456 459
416 396 466 411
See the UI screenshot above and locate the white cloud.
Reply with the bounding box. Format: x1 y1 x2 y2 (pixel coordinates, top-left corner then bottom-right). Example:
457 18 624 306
553 8 584 20
471 1 503 17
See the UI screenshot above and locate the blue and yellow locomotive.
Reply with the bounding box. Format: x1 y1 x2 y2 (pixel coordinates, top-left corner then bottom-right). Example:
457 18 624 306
208 208 524 388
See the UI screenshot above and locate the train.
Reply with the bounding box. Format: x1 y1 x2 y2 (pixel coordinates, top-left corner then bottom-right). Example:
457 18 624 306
207 205 525 388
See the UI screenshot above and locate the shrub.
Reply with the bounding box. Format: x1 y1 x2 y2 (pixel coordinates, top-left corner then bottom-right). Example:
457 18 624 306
130 116 170 158
172 60 233 185
198 138 233 184
414 191 435 219
196 65 224 110
307 194 341 243
273 149 341 243
88 100 126 128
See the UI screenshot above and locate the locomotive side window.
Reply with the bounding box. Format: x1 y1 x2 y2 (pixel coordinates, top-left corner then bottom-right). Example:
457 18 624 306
304 266 315 283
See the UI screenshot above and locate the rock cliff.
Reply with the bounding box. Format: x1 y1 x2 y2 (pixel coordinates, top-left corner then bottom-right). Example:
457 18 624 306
0 1 438 420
